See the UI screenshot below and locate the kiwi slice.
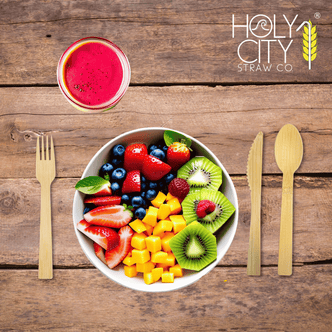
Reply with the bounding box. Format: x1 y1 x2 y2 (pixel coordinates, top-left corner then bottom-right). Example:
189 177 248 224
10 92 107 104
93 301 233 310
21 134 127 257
177 157 222 193
169 221 217 271
182 189 235 234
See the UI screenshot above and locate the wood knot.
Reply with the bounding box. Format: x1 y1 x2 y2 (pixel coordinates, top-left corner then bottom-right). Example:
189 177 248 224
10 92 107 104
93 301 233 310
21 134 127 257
0 192 20 214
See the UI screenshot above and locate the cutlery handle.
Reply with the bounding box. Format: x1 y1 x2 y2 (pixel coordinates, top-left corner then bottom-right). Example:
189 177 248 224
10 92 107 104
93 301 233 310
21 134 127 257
278 172 294 276
247 190 261 276
38 183 53 279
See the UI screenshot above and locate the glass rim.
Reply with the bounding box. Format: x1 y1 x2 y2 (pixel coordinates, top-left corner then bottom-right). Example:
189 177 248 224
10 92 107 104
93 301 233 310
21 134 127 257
57 37 131 112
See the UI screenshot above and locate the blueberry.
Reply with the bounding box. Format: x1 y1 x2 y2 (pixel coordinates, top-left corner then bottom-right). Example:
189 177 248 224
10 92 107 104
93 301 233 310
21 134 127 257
162 145 168 153
146 189 157 200
141 191 146 199
165 172 176 184
111 182 121 194
83 206 93 214
150 148 165 161
135 207 146 220
148 144 158 153
112 144 125 158
149 182 158 189
121 194 130 205
141 182 147 191
111 158 123 167
131 196 144 208
141 175 147 183
99 163 114 179
112 168 126 182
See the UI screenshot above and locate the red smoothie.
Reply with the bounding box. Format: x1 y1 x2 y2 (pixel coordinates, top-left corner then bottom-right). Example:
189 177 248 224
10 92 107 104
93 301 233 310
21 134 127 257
63 41 124 106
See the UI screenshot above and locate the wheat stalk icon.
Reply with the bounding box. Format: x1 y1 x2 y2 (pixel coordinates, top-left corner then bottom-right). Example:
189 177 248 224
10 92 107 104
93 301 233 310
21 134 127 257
296 20 317 70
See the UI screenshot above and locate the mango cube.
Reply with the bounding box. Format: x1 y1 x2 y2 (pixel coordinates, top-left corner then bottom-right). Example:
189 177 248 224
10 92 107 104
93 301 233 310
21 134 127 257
169 215 187 234
157 204 171 220
167 198 182 215
151 267 163 282
144 272 155 285
124 265 137 278
151 192 167 208
162 272 174 283
153 219 173 236
151 251 168 264
136 261 155 273
156 262 169 271
131 233 147 250
161 232 175 252
166 192 176 201
129 219 147 233
142 206 158 227
169 264 183 277
145 235 161 253
132 249 150 264
123 255 136 266
164 253 176 266
143 222 153 236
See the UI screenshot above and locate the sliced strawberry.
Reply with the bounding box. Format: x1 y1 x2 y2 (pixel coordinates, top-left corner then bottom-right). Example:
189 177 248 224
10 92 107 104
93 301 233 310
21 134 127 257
91 182 112 196
105 226 134 269
84 205 133 228
94 243 107 264
84 196 121 206
124 143 148 172
76 222 120 250
196 200 216 218
122 170 141 194
142 155 172 181
77 219 91 232
167 142 191 171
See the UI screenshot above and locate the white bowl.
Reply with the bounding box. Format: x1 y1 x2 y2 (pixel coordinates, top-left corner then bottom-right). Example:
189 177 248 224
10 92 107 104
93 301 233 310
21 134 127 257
73 127 239 292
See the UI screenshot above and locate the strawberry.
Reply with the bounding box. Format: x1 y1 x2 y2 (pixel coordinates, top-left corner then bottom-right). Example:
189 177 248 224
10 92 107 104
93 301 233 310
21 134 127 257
141 155 172 181
84 205 133 228
76 220 120 250
94 243 107 264
124 143 148 171
168 178 190 201
122 170 141 194
166 142 191 171
76 219 91 232
196 200 216 218
91 182 112 196
84 196 121 206
105 226 134 269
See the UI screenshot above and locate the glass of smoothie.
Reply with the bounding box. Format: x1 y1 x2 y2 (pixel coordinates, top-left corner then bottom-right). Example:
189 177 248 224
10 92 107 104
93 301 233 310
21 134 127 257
57 37 130 113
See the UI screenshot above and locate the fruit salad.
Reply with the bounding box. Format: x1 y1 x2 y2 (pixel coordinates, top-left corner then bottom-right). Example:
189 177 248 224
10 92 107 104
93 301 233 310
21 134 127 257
75 130 235 285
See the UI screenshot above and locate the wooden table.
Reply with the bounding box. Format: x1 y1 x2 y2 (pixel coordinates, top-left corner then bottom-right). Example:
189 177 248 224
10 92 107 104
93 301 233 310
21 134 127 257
1 1 331 331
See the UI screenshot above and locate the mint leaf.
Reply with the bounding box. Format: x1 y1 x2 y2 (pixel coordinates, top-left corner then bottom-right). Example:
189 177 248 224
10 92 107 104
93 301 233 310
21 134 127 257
164 130 192 148
104 173 110 181
75 176 109 194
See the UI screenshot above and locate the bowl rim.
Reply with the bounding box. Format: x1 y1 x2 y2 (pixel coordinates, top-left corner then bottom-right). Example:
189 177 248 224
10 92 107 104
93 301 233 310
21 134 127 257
73 127 239 292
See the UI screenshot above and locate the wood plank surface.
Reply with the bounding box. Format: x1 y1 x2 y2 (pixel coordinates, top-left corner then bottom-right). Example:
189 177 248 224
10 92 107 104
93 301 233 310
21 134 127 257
0 1 331 84
1 85 332 178
1 266 331 331
1 176 331 267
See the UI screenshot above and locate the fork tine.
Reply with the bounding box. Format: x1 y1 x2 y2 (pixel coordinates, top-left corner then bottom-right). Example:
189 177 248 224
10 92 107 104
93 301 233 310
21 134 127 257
50 136 55 161
41 136 45 160
46 136 49 160
36 136 40 161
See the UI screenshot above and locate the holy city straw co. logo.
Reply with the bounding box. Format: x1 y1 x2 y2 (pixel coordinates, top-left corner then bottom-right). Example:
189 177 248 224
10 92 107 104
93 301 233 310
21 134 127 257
232 15 317 72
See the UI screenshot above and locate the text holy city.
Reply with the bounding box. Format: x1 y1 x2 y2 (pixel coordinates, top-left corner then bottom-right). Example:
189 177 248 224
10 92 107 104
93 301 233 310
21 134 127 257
232 14 299 72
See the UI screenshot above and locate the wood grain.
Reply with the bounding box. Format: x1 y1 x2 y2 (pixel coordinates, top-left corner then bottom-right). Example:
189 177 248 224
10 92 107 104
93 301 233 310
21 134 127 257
1 85 332 178
0 1 331 84
1 266 331 331
0 176 331 267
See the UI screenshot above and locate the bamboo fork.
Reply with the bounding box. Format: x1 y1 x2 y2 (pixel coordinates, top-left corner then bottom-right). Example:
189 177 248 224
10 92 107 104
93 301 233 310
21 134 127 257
36 136 56 279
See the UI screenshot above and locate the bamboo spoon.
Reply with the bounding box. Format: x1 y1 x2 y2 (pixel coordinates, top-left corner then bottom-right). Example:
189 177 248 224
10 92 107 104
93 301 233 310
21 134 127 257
274 124 303 276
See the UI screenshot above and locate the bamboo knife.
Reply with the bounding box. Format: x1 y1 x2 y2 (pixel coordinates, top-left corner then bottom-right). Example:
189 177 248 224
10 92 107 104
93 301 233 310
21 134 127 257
247 132 263 276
